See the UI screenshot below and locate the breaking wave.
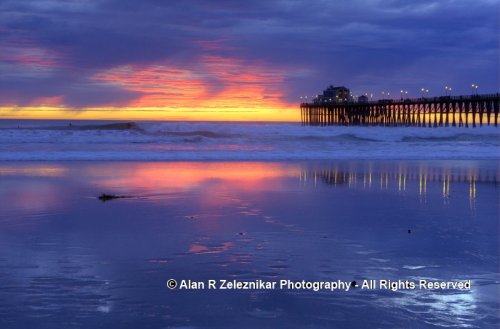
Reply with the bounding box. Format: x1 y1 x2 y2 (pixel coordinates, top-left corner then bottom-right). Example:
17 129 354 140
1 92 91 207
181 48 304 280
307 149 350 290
0 120 498 160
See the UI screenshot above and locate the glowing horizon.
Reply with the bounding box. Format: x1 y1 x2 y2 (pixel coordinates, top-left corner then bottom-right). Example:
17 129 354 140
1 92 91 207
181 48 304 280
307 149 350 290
0 105 298 122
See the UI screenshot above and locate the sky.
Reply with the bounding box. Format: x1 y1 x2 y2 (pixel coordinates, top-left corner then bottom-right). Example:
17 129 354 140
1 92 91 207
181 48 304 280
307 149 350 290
0 0 499 121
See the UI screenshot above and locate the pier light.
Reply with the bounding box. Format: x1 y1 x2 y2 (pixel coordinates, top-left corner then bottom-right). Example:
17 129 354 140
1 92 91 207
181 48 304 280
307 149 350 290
445 86 452 96
421 88 429 98
471 84 478 95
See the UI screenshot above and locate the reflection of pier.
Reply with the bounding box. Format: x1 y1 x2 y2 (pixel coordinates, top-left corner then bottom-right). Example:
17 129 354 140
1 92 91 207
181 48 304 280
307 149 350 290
300 164 498 206
300 94 500 127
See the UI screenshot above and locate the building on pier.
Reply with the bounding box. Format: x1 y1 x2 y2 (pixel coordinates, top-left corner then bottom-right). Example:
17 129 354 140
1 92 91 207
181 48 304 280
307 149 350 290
314 85 351 104
358 95 369 104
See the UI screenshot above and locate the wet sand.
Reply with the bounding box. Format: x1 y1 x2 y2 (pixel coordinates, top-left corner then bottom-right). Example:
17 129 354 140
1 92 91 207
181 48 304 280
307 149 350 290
0 161 498 328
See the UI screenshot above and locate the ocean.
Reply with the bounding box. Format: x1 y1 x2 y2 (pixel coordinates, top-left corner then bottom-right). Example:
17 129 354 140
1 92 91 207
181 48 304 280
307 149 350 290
1 120 499 161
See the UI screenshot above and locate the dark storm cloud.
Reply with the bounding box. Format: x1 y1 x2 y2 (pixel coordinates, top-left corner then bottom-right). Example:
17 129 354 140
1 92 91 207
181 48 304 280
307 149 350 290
0 0 498 107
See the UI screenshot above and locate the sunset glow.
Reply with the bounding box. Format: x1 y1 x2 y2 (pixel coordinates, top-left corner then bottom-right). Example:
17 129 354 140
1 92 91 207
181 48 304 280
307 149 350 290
0 54 297 121
1 0 497 121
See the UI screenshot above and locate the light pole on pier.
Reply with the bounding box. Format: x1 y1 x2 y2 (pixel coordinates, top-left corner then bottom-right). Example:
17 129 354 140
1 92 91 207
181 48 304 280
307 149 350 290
421 88 429 98
471 84 478 95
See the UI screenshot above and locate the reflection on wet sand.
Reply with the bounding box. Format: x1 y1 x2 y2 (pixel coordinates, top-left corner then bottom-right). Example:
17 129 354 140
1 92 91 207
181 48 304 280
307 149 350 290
0 165 67 177
86 162 301 191
0 161 498 328
303 162 498 209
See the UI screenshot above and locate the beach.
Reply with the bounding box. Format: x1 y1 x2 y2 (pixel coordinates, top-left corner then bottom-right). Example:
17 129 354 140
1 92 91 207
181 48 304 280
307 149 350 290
0 160 498 328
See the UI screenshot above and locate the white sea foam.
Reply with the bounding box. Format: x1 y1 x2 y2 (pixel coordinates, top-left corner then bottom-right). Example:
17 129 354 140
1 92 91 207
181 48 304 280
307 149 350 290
0 120 498 160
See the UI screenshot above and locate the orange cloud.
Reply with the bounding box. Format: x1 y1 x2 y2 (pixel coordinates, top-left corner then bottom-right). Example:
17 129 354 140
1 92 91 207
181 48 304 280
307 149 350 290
94 65 207 107
93 55 291 110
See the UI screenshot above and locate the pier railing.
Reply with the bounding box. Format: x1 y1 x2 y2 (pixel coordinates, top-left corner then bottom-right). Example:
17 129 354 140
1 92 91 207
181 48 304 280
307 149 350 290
300 93 500 127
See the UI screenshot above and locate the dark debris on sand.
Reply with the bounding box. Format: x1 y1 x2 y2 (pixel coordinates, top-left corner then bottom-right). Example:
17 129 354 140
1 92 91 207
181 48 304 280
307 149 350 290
98 193 130 202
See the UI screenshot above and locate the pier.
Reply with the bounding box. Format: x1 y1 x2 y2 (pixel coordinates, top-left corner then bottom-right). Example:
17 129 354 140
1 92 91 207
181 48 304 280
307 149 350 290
300 94 500 127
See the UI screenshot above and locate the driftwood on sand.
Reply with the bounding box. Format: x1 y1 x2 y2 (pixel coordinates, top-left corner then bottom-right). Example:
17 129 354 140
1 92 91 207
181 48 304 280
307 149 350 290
98 193 130 202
